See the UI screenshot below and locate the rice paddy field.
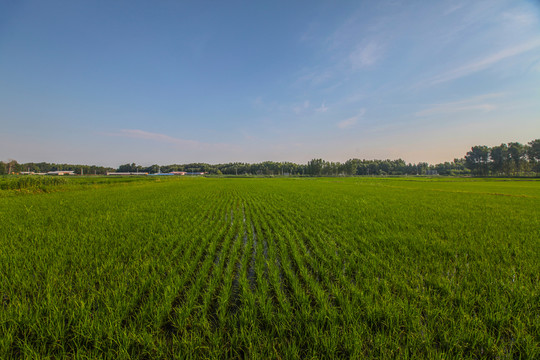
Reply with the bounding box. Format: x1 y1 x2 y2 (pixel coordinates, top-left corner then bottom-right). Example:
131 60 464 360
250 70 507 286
1 176 539 359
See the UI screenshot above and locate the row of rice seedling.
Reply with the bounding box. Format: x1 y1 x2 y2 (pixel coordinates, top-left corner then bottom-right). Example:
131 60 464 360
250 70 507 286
1 179 220 357
132 183 233 351
251 191 362 357
257 178 539 358
203 178 540 358
130 189 233 334
247 199 293 320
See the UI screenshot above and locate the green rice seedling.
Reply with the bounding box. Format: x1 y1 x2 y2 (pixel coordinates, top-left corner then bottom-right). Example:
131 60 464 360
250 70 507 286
0 177 539 358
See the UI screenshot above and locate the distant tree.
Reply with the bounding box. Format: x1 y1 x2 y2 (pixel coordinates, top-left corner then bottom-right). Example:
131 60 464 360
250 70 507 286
342 160 356 175
490 144 508 176
148 164 160 174
431 158 467 175
118 163 139 172
307 159 324 176
6 159 20 174
416 162 429 175
507 142 526 175
321 161 340 175
465 146 490 176
527 139 540 174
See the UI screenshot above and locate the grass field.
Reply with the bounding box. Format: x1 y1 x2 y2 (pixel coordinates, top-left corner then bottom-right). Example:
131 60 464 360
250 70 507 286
1 176 539 359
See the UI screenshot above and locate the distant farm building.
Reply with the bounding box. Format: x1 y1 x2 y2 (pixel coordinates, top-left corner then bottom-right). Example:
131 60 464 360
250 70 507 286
47 171 75 176
149 172 188 176
149 172 206 176
107 171 205 176
20 171 73 175
106 172 148 176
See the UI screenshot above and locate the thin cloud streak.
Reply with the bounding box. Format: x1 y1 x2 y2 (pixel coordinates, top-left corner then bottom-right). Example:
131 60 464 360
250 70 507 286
416 104 496 117
292 100 310 114
420 39 540 87
443 3 464 16
315 101 328 113
415 93 503 117
338 109 365 129
502 11 538 27
349 41 385 69
105 129 240 151
295 9 387 89
117 129 199 146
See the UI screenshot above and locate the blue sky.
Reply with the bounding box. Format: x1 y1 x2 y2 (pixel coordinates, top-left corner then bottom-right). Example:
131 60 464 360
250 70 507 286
1 0 539 166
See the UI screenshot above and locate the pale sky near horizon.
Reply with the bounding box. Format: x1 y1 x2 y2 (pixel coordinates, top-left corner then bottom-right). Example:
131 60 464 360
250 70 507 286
1 0 539 166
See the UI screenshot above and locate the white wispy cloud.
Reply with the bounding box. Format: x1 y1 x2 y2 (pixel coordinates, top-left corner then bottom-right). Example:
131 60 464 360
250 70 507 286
315 101 328 113
416 104 496 117
295 38 384 89
415 93 503 117
105 129 238 151
349 41 385 69
502 11 538 27
295 9 387 89
338 109 365 129
296 67 333 86
422 38 540 86
292 100 311 114
444 3 464 16
338 117 357 129
240 130 256 141
533 60 540 73
118 129 198 145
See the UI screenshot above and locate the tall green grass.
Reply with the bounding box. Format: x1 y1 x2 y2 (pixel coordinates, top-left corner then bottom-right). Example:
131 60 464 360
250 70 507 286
0 177 538 358
0 176 67 190
0 175 161 195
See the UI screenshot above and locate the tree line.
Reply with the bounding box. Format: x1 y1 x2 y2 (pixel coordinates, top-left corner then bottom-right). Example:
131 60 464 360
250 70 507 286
115 159 468 176
1 158 468 176
464 139 540 176
0 161 115 175
1 139 538 176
